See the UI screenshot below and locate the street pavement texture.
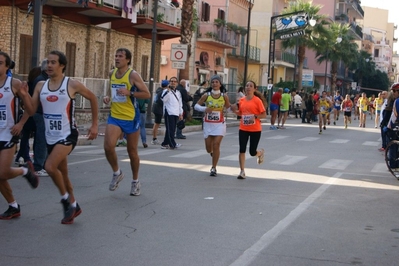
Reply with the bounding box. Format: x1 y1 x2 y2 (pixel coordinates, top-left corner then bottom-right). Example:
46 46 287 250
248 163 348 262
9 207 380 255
1 116 399 266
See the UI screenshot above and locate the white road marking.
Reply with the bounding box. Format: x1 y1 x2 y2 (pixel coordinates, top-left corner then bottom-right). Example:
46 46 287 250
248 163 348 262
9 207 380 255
298 137 319 141
330 139 349 144
265 135 289 140
362 141 379 146
270 155 307 165
371 162 389 173
170 149 208 158
319 159 353 170
230 173 341 266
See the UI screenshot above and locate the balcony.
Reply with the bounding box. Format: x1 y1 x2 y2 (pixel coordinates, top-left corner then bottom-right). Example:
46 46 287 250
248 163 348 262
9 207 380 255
349 23 363 40
3 0 181 41
274 51 308 68
228 45 261 62
197 23 239 49
335 13 349 23
338 0 364 18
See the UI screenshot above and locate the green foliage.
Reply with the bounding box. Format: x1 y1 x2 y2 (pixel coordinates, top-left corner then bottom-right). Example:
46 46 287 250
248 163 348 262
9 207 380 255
185 119 202 126
157 13 164 22
362 69 390 90
214 18 226 27
191 8 198 32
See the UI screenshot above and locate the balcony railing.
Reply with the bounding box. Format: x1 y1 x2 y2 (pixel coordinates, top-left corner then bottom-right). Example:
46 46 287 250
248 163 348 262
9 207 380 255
335 13 349 23
350 23 363 39
230 45 261 62
274 51 308 68
198 23 240 47
339 0 364 17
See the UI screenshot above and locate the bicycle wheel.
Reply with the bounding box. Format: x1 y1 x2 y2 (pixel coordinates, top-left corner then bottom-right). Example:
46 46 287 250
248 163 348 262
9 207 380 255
385 140 399 180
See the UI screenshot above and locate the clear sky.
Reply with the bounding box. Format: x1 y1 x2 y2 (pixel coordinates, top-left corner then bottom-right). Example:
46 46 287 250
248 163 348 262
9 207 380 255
360 0 399 52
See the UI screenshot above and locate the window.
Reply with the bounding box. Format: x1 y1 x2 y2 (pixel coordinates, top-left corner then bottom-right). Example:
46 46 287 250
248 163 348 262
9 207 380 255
141 55 149 81
374 49 379 58
217 9 225 20
65 42 76 77
201 2 210 22
19 34 33 74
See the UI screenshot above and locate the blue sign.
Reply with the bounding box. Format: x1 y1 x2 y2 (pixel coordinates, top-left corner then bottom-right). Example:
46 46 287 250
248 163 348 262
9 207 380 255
302 81 314 87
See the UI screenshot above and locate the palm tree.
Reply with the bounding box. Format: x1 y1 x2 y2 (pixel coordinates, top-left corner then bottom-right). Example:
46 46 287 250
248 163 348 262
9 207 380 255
350 50 376 87
179 0 195 80
281 0 329 91
315 22 359 92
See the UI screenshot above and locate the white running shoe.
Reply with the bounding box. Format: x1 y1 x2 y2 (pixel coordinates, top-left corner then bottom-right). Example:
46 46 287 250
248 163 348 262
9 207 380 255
35 169 49 177
130 181 141 196
109 171 124 191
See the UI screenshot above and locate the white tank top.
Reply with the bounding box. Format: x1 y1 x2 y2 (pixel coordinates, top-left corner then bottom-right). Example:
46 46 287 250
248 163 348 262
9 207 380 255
40 77 77 145
0 77 17 141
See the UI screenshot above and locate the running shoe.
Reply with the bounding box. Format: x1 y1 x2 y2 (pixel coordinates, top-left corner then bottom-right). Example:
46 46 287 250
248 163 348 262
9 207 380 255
210 167 217 176
60 198 76 224
35 169 49 177
175 143 182 148
333 121 336 125
0 205 20 220
109 171 124 191
237 170 246 179
143 143 148 148
257 148 265 164
319 130 322 135
130 181 141 196
151 139 160 145
345 124 347 129
378 147 385 152
279 126 286 129
23 161 39 189
323 126 326 130
161 145 169 149
74 203 82 218
116 140 127 147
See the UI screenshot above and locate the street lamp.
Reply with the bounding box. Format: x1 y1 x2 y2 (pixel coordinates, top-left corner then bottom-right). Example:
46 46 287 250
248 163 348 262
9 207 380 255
243 0 254 87
323 36 342 92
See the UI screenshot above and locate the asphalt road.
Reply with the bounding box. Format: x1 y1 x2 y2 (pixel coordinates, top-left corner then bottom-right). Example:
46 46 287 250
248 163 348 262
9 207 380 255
1 116 399 266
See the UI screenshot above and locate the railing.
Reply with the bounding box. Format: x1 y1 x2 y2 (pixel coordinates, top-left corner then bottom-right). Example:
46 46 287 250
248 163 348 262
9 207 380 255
335 13 349 23
137 0 182 26
230 45 261 62
90 0 122 9
198 23 239 47
350 23 363 39
274 51 307 68
351 0 364 17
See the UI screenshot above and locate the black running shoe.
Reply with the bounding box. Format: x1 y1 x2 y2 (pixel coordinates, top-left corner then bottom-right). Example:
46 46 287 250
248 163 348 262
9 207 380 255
74 203 82 218
23 161 39 189
60 198 76 224
210 167 217 176
0 205 20 220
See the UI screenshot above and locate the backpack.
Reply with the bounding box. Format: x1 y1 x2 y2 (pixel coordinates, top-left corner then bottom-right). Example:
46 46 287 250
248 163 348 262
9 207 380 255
152 88 164 115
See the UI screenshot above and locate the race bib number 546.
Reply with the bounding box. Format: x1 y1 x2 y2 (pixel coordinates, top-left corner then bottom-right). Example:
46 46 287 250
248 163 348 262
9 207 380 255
44 113 63 136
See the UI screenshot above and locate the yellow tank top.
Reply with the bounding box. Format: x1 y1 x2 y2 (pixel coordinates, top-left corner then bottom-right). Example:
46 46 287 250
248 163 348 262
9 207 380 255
204 93 225 123
110 68 135 120
359 98 368 111
375 98 383 111
319 98 329 114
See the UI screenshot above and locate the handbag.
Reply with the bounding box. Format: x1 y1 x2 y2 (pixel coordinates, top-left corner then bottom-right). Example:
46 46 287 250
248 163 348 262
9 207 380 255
177 120 185 130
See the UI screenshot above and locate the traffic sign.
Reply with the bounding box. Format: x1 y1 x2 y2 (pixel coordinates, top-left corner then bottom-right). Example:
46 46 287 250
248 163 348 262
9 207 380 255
172 62 186 69
170 44 188 62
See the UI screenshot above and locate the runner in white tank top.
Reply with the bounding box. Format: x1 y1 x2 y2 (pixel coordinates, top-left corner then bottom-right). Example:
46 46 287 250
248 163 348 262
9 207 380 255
0 51 39 220
30 50 99 224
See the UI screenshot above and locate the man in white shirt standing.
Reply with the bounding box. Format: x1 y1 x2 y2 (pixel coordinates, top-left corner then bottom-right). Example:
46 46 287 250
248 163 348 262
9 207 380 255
160 77 183 149
293 91 302 119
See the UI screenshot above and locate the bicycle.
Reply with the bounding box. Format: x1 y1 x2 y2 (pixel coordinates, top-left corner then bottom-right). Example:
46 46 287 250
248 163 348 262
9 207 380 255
385 127 399 180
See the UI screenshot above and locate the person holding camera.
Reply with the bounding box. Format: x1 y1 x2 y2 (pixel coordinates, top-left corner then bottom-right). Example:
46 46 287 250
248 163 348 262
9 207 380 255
160 77 183 149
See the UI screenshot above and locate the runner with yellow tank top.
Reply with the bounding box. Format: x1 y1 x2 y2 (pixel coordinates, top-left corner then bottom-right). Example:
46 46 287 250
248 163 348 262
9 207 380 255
103 48 151 196
358 92 369 128
374 92 384 128
318 91 333 134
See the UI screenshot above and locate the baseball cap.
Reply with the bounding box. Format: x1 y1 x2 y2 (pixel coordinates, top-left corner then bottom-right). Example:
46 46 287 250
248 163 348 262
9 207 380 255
161 80 169 87
284 88 290 93
391 83 399 91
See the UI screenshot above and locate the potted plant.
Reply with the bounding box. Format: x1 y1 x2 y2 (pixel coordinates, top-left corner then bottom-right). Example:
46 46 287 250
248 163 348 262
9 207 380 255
205 31 214 38
214 18 226 28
